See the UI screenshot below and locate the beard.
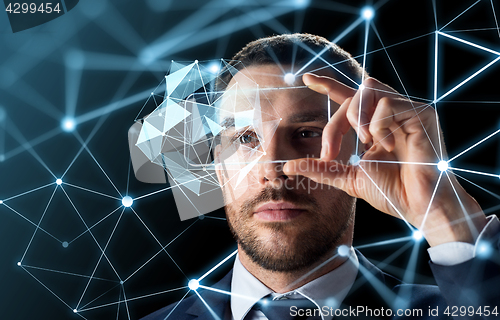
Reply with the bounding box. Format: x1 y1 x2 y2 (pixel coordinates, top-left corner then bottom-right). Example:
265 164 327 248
225 183 355 273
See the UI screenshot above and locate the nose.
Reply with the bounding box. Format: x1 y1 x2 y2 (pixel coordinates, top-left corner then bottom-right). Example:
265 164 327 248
258 139 290 187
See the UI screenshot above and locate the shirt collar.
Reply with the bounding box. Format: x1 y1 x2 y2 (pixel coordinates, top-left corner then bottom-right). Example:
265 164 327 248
230 247 359 320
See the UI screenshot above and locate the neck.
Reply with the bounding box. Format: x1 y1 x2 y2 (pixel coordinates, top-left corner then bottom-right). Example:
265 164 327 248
238 243 351 293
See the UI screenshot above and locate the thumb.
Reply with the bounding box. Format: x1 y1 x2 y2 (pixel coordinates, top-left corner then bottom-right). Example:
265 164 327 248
283 158 359 197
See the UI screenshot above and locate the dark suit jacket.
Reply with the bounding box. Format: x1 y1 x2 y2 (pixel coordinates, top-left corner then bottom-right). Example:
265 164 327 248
141 250 500 320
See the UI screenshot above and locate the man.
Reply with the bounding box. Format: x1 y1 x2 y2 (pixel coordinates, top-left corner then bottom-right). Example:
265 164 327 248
142 34 500 320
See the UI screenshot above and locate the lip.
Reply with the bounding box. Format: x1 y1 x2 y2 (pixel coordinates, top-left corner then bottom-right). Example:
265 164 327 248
253 202 307 221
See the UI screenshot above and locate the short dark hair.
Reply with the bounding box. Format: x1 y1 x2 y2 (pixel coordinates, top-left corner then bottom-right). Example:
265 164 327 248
217 33 365 91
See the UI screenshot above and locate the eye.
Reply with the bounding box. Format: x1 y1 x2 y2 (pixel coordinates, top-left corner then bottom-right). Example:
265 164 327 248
238 133 258 144
298 130 321 138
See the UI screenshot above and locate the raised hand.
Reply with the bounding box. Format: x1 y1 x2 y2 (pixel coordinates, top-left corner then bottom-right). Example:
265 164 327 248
283 73 487 247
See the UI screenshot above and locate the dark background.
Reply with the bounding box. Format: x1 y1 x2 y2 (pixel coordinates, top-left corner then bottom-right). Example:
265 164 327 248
0 0 499 319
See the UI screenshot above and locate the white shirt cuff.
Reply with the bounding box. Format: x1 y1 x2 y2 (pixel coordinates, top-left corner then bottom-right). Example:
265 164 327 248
427 215 500 266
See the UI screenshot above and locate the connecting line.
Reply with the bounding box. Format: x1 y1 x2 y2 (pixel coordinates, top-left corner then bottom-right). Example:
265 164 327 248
197 285 256 302
198 249 238 282
358 165 413 231
129 207 189 280
60 186 123 285
359 160 436 166
295 17 363 75
21 266 88 319
6 120 57 179
77 287 189 313
433 32 444 159
5 126 61 160
69 205 123 244
355 236 413 249
73 132 123 198
397 241 421 307
418 171 443 232
121 285 132 320
370 23 440 159
439 0 481 31
449 128 500 162
20 186 58 262
1 203 61 242
161 290 191 320
75 207 125 310
444 171 479 239
80 283 122 311
432 0 438 29
194 290 222 320
288 252 340 290
2 182 54 202
21 265 118 282
491 0 500 39
433 39 500 102
355 17 371 156
62 105 114 178
452 172 500 201
448 167 499 179
122 213 199 283
63 183 122 200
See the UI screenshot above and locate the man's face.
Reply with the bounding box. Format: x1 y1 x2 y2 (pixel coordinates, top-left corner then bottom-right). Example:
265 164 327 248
216 65 356 272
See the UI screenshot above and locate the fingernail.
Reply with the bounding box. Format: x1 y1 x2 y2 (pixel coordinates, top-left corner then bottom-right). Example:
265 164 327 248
358 130 367 144
307 84 328 94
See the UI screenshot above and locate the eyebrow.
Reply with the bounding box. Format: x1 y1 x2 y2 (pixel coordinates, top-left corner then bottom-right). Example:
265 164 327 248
287 112 329 124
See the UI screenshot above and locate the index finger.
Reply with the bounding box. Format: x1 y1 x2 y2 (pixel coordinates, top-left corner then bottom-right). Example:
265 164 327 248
303 73 357 105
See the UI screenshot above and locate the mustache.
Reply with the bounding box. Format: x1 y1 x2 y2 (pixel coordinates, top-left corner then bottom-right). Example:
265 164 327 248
241 186 319 215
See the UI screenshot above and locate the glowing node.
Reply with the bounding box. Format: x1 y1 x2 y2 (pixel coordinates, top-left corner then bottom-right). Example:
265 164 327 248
412 230 423 241
62 241 69 248
477 241 492 258
188 279 200 290
151 92 154 95
337 245 350 257
359 84 365 91
73 309 78 313
122 196 133 208
294 0 310 8
284 73 295 85
437 160 448 172
194 60 199 64
0 200 3 204
198 214 205 220
349 154 361 166
120 280 124 284
361 6 375 20
61 117 76 132
208 63 220 74
56 178 63 185
17 262 21 266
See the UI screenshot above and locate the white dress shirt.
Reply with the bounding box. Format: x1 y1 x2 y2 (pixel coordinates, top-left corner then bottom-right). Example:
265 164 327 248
230 215 500 320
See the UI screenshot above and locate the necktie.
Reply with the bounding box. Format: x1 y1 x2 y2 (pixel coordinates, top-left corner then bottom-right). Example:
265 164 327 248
252 296 322 320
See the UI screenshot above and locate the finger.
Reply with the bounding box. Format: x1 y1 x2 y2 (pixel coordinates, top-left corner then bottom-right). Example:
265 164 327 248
368 97 424 152
303 73 357 105
345 78 400 144
321 97 352 161
283 158 359 197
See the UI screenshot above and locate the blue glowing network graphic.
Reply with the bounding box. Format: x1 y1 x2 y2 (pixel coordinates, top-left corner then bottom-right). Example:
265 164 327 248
0 1 499 319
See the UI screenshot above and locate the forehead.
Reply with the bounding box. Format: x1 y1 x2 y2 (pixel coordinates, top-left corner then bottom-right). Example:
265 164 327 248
219 65 329 118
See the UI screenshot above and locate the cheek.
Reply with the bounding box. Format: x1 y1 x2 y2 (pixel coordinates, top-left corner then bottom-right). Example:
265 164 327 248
218 157 260 206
